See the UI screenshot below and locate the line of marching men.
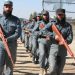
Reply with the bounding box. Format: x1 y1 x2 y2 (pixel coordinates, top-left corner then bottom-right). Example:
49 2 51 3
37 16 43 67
20 9 73 75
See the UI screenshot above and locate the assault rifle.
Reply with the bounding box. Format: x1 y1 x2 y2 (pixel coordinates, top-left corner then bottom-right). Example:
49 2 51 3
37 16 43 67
0 24 14 67
52 24 75 60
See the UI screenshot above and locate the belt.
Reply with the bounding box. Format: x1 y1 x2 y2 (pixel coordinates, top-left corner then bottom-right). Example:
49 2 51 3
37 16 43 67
39 36 46 38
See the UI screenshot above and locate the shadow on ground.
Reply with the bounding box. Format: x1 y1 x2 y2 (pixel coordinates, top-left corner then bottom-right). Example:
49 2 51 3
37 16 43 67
63 73 75 75
47 73 75 75
14 70 38 75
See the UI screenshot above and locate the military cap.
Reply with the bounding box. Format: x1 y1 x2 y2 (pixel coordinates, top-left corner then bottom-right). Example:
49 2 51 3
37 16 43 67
41 10 49 16
37 13 41 17
56 8 65 14
4 0 13 6
42 10 49 15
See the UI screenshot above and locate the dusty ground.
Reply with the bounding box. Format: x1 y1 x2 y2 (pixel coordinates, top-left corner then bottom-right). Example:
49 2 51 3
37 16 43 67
13 38 75 75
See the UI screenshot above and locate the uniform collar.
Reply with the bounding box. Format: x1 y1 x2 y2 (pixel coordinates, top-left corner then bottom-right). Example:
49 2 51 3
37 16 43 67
3 14 12 19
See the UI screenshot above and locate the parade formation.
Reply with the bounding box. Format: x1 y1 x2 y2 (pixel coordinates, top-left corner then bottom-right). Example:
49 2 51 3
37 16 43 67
0 0 75 75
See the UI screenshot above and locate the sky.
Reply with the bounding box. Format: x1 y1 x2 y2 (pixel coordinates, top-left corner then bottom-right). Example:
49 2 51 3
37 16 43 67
0 0 75 19
0 0 42 19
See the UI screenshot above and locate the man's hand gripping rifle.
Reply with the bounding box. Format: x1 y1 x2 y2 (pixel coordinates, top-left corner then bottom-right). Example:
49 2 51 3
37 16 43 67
0 24 14 67
51 24 75 61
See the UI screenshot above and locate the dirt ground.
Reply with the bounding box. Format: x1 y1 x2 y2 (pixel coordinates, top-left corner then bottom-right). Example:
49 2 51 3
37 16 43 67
13 39 75 75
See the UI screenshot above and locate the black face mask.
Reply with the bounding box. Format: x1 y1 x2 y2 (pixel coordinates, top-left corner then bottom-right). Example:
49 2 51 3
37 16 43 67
3 10 12 18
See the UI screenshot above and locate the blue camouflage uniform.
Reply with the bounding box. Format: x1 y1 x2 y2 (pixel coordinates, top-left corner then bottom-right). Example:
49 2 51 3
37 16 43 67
45 18 73 75
26 20 36 52
29 21 36 51
56 21 73 75
20 21 26 43
32 20 50 69
24 22 30 50
0 14 21 75
31 19 41 63
32 11 51 75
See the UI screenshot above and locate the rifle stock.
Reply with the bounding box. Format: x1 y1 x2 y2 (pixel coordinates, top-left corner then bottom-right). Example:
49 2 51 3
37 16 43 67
0 27 14 67
52 24 75 59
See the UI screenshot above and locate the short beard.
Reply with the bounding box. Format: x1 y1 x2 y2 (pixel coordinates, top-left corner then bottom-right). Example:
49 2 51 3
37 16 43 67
56 17 66 24
43 17 49 24
3 11 12 18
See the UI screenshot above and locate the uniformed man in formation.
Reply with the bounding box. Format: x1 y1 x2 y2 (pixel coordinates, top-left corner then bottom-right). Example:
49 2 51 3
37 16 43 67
0 0 73 75
49 9 73 75
21 9 73 75
0 0 21 75
31 13 42 64
41 8 73 75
